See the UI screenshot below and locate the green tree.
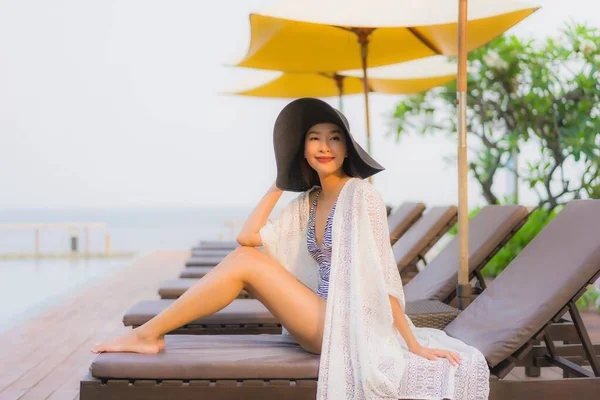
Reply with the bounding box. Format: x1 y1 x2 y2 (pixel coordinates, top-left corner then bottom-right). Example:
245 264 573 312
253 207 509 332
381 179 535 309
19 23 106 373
393 24 600 210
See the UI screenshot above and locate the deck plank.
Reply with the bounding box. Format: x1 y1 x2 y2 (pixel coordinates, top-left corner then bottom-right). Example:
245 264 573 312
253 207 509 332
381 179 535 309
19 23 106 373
0 390 26 400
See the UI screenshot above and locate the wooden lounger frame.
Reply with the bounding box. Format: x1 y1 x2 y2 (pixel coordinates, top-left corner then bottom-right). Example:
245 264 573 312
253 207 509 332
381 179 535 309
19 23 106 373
80 372 600 400
516 270 600 378
81 374 318 400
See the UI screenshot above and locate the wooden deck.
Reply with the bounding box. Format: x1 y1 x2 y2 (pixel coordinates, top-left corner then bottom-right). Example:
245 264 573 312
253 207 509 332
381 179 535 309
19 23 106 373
0 250 189 400
0 249 598 399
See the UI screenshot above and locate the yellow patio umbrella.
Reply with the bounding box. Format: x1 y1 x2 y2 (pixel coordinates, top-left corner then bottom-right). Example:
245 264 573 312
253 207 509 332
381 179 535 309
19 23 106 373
227 56 457 112
226 70 358 111
235 0 538 157
234 0 539 308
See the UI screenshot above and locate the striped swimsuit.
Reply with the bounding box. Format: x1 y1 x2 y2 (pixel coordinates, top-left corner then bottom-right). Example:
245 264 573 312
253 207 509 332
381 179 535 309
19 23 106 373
306 189 337 299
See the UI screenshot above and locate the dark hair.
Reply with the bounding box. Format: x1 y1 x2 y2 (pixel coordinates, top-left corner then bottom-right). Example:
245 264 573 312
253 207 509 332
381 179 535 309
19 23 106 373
297 129 361 189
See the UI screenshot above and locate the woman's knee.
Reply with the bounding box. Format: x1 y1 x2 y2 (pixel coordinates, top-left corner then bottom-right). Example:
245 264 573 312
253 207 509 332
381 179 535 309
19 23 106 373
222 246 263 271
234 246 263 259
225 246 259 261
229 246 287 283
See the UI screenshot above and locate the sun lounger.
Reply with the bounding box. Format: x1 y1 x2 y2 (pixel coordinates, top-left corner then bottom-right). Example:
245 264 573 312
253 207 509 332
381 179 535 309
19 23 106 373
125 299 281 335
444 199 600 389
393 202 599 377
402 204 529 303
386 201 427 245
125 205 522 332
392 205 457 282
81 200 600 400
185 202 426 267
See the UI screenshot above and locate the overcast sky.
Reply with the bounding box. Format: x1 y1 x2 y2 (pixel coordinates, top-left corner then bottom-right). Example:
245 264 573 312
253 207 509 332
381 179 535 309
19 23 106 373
0 0 598 210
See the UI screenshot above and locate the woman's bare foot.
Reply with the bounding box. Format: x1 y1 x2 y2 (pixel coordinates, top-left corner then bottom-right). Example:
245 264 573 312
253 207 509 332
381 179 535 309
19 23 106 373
91 329 165 354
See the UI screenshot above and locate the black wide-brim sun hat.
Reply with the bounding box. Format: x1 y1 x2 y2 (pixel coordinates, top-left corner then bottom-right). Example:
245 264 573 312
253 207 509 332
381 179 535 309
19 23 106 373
273 98 385 192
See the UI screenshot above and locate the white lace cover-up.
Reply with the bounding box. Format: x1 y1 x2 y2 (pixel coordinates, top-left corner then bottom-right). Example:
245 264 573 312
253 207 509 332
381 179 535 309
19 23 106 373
259 178 490 400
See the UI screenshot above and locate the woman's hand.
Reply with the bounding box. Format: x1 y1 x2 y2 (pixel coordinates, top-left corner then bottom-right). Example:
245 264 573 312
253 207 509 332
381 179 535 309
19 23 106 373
388 297 461 367
409 345 462 366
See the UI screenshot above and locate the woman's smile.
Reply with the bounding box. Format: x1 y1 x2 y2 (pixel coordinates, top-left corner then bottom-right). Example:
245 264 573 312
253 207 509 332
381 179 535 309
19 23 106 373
315 156 335 163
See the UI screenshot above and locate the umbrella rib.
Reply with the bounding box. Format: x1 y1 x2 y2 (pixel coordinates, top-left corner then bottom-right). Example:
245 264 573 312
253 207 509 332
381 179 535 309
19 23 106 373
406 27 442 55
338 24 441 56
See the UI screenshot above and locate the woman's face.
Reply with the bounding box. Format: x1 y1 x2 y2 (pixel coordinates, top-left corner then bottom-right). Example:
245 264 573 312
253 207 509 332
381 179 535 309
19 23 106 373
304 122 348 178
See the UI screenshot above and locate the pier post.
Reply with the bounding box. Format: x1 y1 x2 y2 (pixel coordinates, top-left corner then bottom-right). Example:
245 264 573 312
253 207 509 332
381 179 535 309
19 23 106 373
35 228 40 257
105 234 112 255
84 227 89 257
70 227 79 253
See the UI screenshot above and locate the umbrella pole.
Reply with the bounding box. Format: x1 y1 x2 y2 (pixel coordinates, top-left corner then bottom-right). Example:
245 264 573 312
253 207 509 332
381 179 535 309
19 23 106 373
357 30 374 183
334 74 345 112
456 0 471 310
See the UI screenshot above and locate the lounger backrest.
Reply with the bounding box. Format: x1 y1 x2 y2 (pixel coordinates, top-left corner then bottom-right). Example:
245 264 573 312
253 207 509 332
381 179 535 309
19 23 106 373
388 202 426 245
392 206 457 269
404 205 529 303
445 200 600 367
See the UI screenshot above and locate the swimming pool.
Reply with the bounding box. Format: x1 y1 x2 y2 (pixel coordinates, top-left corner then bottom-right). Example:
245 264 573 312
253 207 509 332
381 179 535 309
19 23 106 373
0 257 131 333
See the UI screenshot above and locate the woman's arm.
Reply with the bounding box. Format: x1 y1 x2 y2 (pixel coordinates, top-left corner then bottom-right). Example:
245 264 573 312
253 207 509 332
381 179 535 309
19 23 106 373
236 181 283 247
389 295 462 366
389 296 420 349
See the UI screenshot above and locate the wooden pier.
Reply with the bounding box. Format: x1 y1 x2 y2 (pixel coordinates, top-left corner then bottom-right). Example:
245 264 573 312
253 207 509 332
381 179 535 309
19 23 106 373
0 249 598 399
0 222 131 260
0 252 135 261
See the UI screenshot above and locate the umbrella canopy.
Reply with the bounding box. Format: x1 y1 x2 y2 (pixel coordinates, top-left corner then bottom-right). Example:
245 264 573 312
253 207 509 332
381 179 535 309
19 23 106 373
227 70 361 99
236 0 538 72
345 56 458 95
227 57 457 107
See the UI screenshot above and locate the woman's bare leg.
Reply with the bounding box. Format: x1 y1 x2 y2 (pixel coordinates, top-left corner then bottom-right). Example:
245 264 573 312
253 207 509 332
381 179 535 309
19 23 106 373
92 246 326 354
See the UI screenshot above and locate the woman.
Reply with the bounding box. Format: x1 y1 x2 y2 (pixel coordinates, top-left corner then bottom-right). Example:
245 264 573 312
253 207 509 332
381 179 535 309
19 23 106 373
92 98 489 399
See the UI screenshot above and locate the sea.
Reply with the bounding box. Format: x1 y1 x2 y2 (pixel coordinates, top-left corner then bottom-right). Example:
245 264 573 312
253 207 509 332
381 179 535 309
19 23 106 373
0 206 251 333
